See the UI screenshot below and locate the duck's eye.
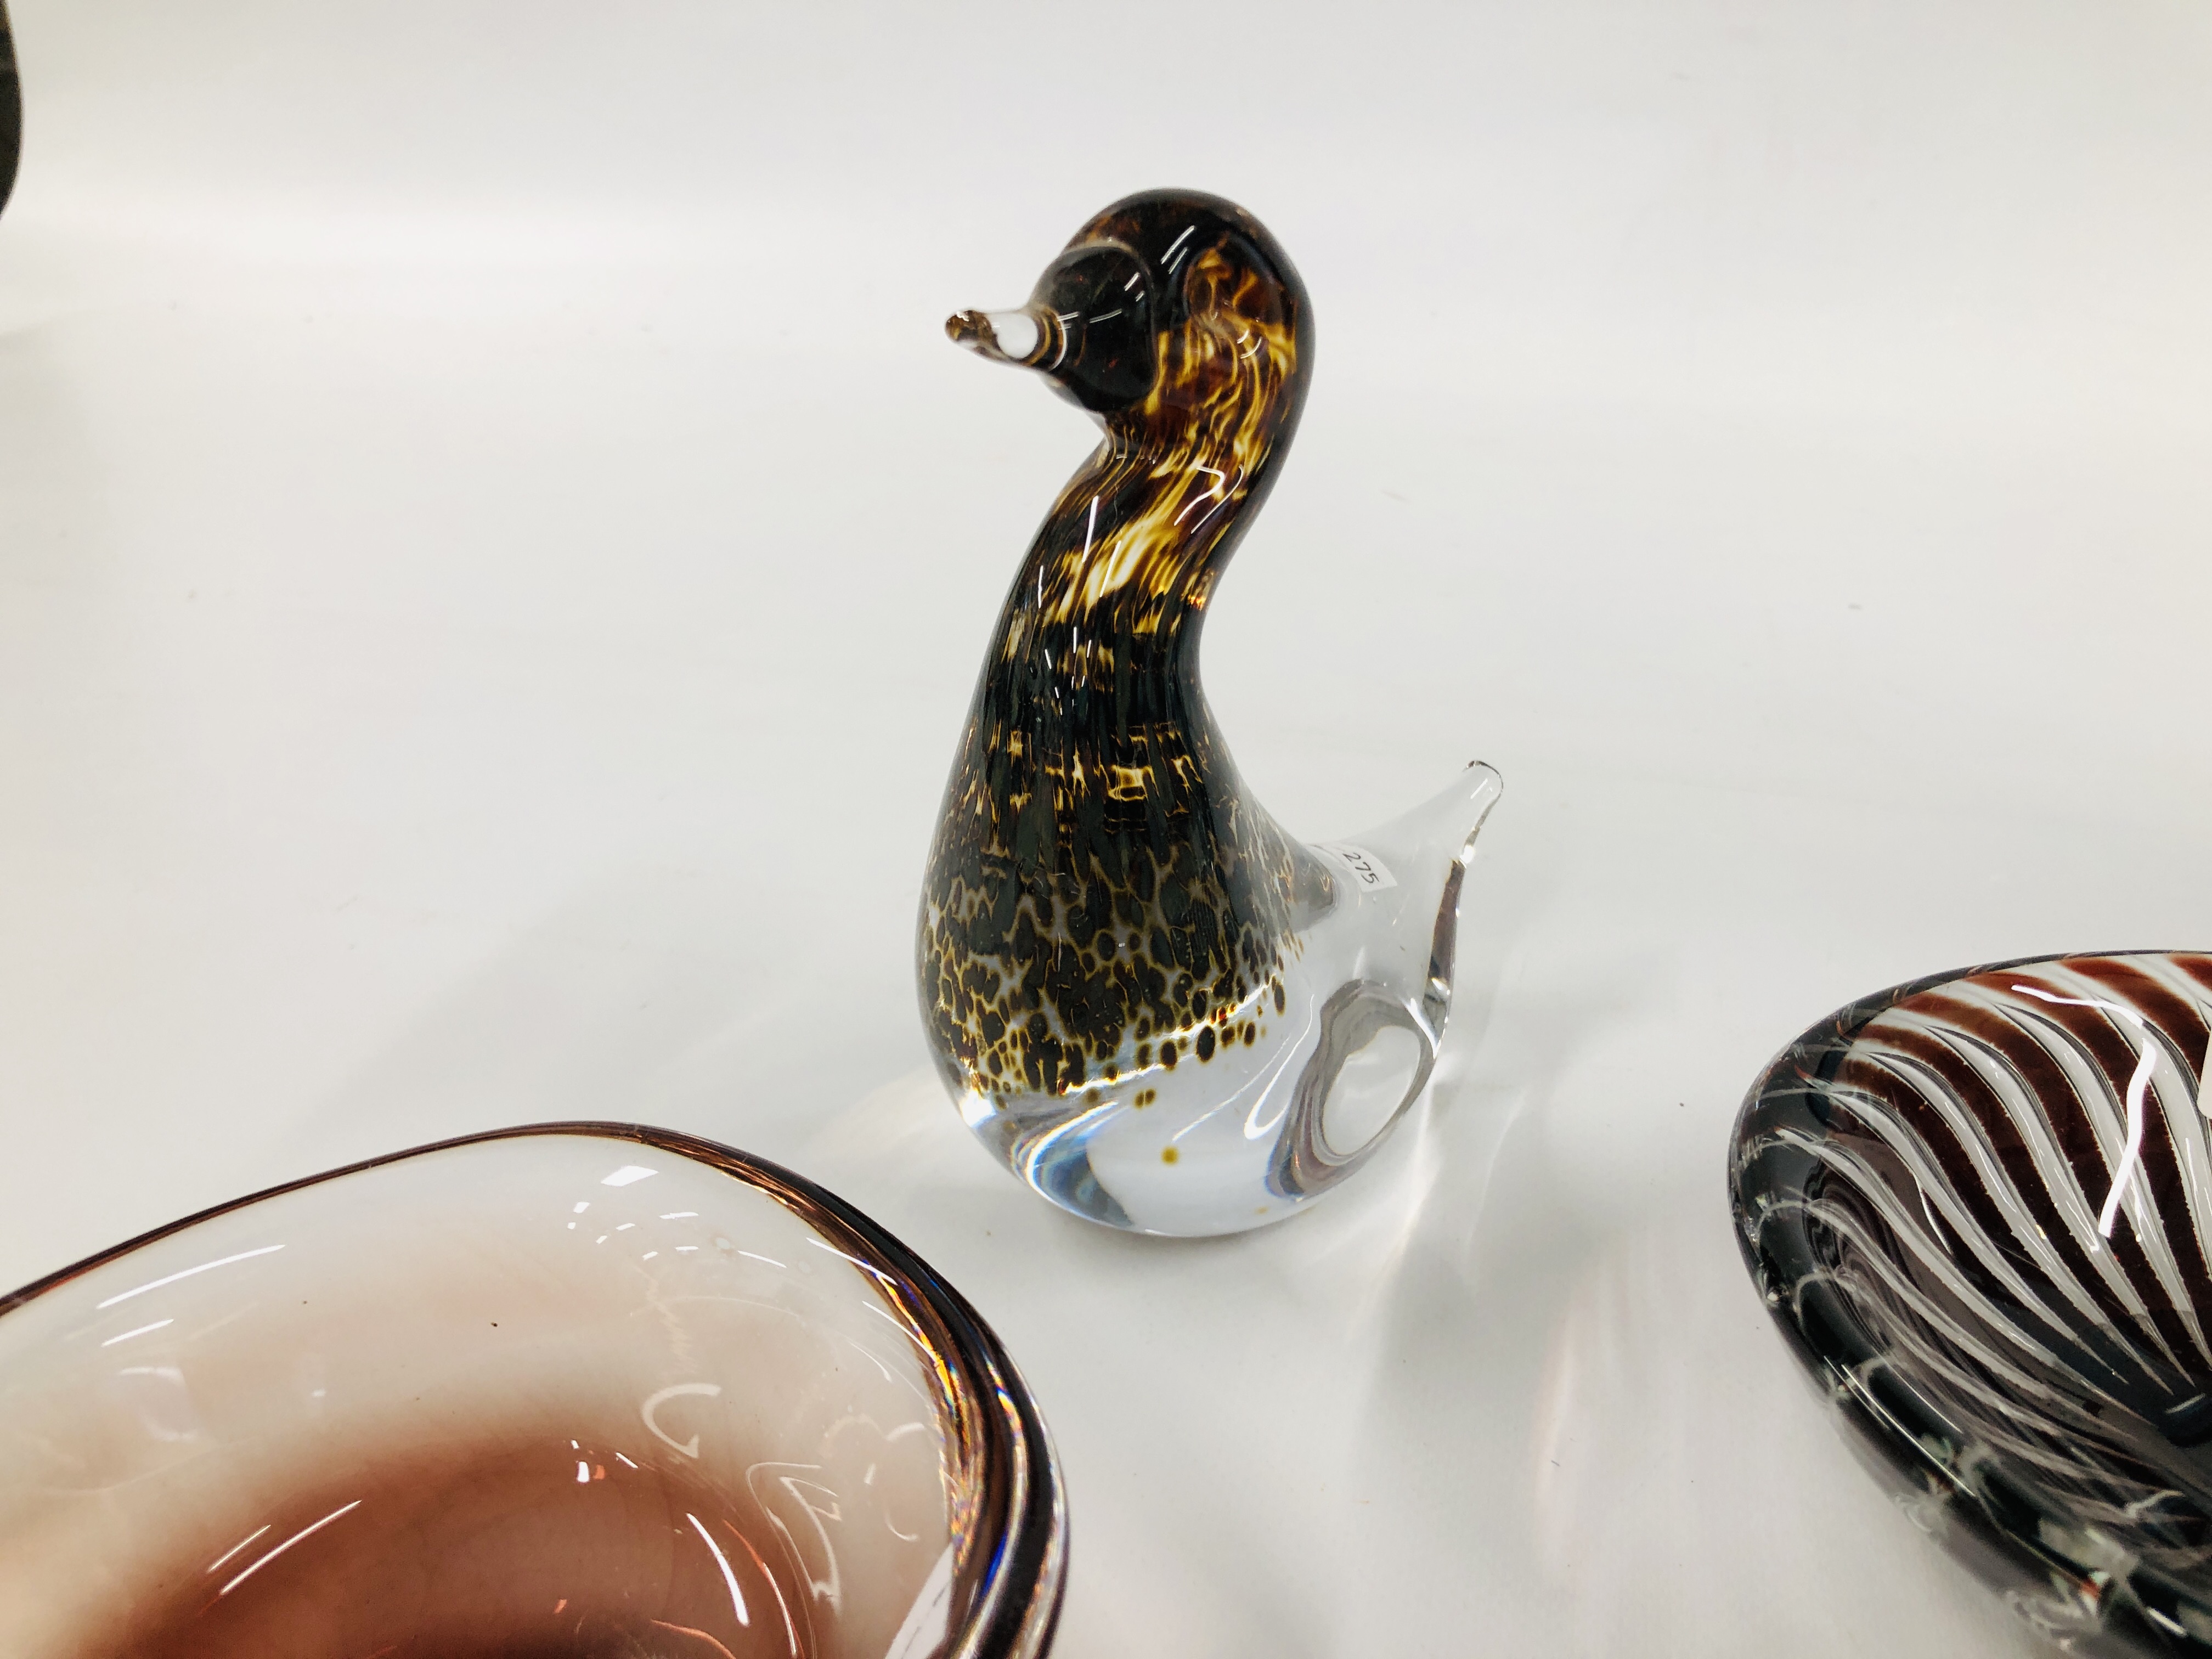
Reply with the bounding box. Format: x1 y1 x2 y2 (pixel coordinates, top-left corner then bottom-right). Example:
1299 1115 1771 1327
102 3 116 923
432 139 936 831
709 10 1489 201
1031 242 1154 413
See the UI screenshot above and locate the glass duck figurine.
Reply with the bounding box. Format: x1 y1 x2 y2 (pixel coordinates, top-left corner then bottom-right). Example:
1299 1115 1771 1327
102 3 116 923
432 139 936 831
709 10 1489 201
919 189 1502 1236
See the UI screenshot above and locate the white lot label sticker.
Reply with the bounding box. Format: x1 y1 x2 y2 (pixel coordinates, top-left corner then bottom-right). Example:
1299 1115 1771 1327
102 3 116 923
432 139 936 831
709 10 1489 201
1317 842 1397 892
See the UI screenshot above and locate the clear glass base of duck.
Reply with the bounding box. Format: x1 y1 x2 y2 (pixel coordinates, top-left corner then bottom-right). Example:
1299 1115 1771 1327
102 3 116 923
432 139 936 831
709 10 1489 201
945 763 1501 1237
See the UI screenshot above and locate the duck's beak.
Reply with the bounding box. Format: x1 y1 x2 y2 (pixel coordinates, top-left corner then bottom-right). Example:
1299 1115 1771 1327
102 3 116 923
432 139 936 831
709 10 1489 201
946 306 1056 368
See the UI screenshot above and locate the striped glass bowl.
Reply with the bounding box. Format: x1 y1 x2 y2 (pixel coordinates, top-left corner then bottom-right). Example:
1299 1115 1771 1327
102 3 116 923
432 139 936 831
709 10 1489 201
1733 952 2212 1655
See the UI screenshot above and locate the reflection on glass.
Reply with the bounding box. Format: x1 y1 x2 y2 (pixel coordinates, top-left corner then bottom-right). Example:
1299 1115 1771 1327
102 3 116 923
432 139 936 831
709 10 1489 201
2011 982 2164 1237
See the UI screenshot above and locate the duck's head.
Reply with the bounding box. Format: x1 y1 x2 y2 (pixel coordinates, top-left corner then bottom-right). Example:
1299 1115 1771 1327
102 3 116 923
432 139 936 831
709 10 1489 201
947 189 1312 442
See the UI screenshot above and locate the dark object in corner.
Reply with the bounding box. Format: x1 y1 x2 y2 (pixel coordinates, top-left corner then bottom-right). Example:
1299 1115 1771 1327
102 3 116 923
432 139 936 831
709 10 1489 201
0 1 18 218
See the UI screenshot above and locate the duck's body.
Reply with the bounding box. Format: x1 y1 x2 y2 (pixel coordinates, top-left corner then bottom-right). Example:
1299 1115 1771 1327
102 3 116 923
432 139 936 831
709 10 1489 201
920 190 1499 1235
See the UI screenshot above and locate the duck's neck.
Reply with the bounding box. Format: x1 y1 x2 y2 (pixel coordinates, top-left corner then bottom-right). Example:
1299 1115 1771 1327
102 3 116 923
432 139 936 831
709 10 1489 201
963 404 1296 872
996 443 1235 729
921 420 1300 1096
922 345 1312 1099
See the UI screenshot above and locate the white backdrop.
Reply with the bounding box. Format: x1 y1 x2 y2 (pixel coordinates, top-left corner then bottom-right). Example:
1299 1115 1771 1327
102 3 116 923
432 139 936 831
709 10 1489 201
5 2 2212 1652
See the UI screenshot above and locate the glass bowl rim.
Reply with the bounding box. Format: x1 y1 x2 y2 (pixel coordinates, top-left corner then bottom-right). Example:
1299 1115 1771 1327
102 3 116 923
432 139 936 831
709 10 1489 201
0 1119 1068 1659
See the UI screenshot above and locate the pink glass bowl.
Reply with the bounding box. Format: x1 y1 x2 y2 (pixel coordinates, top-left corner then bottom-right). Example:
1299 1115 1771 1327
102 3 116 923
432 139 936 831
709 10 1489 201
0 1123 1065 1659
